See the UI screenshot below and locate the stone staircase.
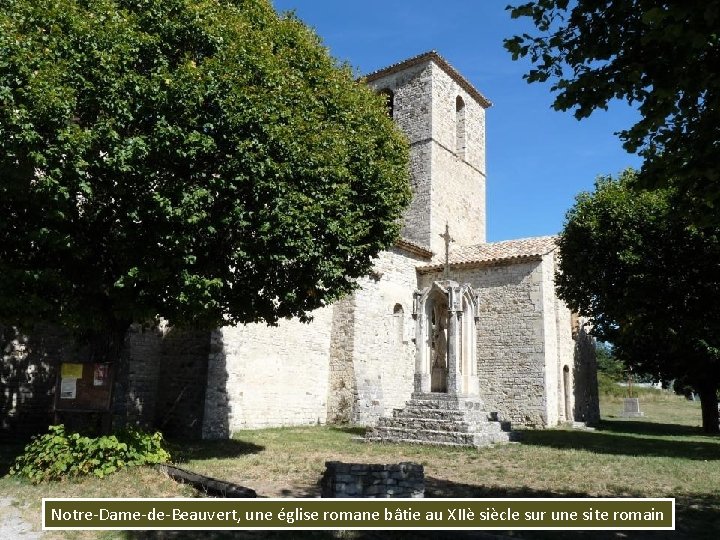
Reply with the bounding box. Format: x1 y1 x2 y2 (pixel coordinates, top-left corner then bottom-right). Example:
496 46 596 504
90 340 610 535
364 393 513 448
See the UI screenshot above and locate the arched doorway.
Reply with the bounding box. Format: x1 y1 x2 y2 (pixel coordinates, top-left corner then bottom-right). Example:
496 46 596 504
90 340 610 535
413 280 479 396
563 365 572 422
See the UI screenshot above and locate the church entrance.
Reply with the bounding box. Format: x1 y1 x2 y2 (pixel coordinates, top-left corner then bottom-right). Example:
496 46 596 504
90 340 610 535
413 280 479 396
429 294 449 392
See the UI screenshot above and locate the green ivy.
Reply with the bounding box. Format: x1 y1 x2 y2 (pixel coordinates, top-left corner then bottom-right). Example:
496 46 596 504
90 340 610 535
9 425 171 483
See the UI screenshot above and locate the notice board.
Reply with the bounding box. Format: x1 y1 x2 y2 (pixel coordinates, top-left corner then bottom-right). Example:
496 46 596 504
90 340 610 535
54 362 113 412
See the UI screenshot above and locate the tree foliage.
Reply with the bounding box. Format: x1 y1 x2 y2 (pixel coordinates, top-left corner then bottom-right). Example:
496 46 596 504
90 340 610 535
505 0 720 221
556 169 720 432
595 342 624 382
0 0 410 337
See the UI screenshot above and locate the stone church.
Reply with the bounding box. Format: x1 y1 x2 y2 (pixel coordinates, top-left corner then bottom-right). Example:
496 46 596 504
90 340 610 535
200 51 600 439
0 52 599 441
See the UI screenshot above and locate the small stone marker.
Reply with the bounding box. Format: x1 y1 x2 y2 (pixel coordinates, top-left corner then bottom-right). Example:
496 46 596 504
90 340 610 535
621 397 644 417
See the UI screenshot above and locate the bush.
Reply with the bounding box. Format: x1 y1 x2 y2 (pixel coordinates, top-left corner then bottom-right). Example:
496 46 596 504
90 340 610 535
598 372 626 397
9 425 171 483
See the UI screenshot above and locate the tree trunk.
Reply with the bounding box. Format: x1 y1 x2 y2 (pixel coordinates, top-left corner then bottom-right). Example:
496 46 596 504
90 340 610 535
697 381 719 435
93 320 132 434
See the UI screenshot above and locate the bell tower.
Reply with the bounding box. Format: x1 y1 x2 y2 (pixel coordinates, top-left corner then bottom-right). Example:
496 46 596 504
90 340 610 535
366 51 490 257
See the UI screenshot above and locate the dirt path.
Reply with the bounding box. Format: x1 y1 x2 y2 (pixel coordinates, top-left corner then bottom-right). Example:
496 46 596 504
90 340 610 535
0 497 41 539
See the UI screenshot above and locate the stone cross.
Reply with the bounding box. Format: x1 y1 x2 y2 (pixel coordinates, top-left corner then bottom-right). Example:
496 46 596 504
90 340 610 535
439 222 454 278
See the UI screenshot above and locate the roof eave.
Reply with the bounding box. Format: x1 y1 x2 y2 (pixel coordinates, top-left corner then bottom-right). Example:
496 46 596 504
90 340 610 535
364 50 492 109
417 254 546 274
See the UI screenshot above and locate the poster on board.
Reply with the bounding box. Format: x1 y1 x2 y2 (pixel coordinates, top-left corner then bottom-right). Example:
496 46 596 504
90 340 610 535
60 378 77 399
93 363 110 386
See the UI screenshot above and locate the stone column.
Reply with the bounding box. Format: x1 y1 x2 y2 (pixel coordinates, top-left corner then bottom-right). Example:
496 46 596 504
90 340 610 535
413 291 431 393
446 284 462 395
464 294 481 396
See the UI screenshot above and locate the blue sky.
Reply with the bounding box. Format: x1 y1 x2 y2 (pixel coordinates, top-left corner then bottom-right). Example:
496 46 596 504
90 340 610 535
272 0 642 242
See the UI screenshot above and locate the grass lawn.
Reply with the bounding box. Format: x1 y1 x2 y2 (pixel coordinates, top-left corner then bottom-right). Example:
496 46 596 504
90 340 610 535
1 390 718 539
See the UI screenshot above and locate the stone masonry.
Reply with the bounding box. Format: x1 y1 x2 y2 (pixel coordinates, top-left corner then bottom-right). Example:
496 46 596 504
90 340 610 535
320 461 424 498
365 393 511 448
197 51 599 439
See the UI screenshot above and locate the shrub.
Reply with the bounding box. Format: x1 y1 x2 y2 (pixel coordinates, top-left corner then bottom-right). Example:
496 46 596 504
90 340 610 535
9 425 171 483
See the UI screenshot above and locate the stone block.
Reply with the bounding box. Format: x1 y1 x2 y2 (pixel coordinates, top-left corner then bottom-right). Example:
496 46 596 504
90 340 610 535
320 462 424 498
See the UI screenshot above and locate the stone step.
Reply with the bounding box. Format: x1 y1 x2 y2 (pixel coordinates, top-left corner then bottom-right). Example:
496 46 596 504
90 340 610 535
365 393 514 448
392 407 494 422
405 396 488 412
377 416 507 434
363 436 482 449
367 426 510 448
368 426 478 446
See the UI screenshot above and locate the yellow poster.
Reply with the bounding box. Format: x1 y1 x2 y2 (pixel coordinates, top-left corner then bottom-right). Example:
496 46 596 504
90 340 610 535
61 363 83 379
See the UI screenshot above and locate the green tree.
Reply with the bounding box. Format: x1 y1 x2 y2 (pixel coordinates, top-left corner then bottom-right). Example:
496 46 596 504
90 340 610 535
595 342 624 382
556 170 720 433
0 0 410 424
505 0 720 222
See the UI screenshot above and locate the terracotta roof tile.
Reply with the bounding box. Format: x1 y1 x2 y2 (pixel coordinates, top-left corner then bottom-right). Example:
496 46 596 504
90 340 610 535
395 237 433 259
419 235 558 272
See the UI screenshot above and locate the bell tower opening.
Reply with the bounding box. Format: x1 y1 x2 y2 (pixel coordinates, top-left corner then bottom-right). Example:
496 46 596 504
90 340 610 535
455 95 466 159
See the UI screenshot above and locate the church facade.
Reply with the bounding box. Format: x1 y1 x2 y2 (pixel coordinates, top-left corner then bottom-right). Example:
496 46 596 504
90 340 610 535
200 52 600 438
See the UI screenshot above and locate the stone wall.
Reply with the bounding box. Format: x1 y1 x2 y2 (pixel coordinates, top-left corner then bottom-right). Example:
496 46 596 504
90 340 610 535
420 258 549 427
205 246 426 433
420 254 600 428
326 293 357 424
430 63 486 175
154 328 211 438
403 140 433 250
367 58 488 254
0 324 68 439
540 253 561 426
553 275 576 423
431 145 486 252
114 324 211 438
124 324 164 430
320 461 424 498
573 324 601 425
204 307 334 433
542 253 600 426
368 61 434 250
429 62 487 251
1 323 211 439
351 248 423 425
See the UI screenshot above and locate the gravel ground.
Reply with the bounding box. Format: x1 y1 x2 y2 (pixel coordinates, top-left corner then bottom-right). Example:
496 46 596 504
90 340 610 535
0 497 41 539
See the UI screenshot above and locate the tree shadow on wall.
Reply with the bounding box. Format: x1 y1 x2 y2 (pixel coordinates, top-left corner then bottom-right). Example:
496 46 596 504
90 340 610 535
0 324 63 442
516 424 719 460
